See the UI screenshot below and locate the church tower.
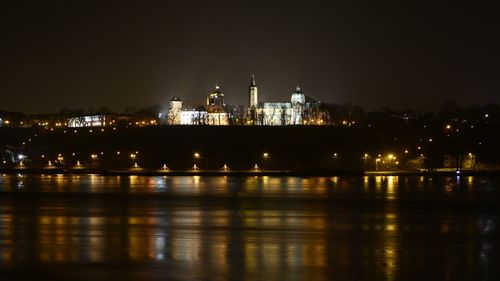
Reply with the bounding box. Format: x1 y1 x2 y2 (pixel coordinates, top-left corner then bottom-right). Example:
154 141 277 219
207 82 225 107
248 74 258 108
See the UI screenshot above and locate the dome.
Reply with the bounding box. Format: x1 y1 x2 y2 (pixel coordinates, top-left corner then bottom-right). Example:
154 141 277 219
291 83 305 105
207 82 225 106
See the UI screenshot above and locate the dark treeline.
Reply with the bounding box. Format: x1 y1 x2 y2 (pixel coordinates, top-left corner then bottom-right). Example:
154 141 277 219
0 105 161 122
0 99 496 129
1 100 499 171
1 100 499 125
57 105 161 119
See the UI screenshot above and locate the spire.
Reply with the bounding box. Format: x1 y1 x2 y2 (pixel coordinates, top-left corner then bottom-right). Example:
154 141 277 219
250 74 256 87
296 83 301 92
215 80 220 90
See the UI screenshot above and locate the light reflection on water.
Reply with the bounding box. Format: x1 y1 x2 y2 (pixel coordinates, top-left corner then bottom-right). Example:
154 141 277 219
0 174 498 280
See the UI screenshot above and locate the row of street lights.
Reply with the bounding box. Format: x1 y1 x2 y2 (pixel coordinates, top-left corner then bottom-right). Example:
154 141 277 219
4 150 477 171
192 151 270 169
9 160 276 171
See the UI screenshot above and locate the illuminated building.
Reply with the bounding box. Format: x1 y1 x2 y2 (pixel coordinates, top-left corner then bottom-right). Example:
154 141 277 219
168 76 324 126
68 115 108 127
248 75 322 125
206 83 229 125
168 83 229 125
248 74 258 109
168 96 184 124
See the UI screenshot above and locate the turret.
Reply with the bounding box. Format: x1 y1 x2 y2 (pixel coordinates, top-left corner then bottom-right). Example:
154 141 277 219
170 96 182 110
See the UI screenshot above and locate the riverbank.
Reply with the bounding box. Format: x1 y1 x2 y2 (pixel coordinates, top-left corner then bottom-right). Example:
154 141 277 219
1 167 500 177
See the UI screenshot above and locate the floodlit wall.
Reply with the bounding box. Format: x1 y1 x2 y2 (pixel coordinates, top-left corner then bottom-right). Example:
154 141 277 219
68 115 106 127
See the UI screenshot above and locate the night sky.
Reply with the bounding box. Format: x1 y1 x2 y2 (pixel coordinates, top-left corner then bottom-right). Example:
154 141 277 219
0 1 494 113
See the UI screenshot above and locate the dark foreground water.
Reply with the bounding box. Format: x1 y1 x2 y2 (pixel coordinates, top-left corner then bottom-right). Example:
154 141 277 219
0 174 499 281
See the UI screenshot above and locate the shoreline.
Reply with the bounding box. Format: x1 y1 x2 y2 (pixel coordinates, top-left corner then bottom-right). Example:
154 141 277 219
1 168 500 177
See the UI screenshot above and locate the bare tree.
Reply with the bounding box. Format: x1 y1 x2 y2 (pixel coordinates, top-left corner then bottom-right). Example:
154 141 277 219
224 105 237 125
264 105 277 125
247 106 256 125
167 110 179 125
280 105 288 125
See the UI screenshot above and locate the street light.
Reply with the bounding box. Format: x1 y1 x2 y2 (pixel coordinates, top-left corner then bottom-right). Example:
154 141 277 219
193 152 201 169
363 153 369 168
375 158 381 171
468 153 475 170
262 152 269 170
90 154 99 168
331 153 339 168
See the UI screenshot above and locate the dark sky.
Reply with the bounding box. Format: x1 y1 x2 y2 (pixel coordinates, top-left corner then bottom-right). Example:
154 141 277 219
0 0 495 113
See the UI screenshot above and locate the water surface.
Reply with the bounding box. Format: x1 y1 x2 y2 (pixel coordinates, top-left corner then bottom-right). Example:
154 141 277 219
0 174 498 280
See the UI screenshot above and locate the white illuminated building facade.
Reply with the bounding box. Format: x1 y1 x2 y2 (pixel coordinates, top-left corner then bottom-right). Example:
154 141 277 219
168 83 229 125
248 75 320 125
68 115 107 127
167 75 322 126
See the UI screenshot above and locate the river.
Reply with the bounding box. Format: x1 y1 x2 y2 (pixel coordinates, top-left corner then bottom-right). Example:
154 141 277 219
0 174 498 280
